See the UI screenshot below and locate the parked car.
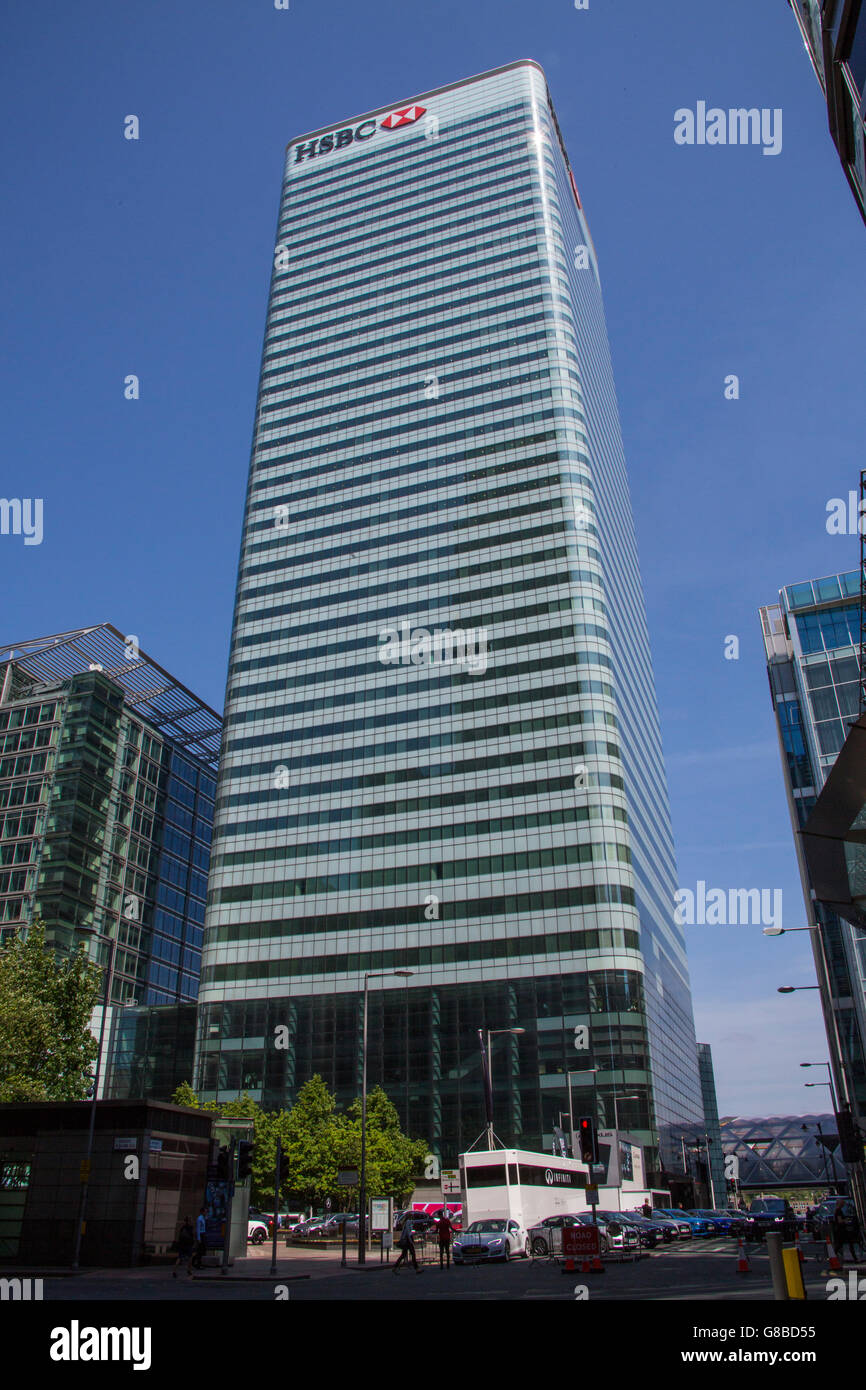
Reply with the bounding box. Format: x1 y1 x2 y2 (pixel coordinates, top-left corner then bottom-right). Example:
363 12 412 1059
692 1209 746 1237
453 1219 530 1263
575 1211 640 1255
629 1210 681 1240
616 1212 671 1248
393 1211 439 1236
528 1213 584 1257
744 1198 797 1243
247 1218 269 1245
653 1209 707 1237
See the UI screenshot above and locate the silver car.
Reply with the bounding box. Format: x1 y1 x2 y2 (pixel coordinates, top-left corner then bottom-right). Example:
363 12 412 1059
453 1219 530 1263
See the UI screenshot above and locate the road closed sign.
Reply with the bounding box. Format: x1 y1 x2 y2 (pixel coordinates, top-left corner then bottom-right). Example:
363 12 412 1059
562 1224 600 1260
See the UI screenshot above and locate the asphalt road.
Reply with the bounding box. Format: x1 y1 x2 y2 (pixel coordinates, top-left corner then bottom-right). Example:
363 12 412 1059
31 1236 854 1302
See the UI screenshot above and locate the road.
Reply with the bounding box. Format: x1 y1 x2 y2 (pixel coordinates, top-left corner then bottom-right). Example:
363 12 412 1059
29 1235 857 1301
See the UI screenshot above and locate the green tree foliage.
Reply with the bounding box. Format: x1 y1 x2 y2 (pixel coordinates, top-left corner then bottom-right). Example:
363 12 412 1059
0 919 101 1102
171 1076 428 1210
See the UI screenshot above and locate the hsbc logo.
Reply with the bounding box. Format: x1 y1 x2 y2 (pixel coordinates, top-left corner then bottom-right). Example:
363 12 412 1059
293 104 429 164
381 104 426 129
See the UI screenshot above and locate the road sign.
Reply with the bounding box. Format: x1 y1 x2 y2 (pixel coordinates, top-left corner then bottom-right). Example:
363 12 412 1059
337 1168 359 1186
563 1224 600 1259
585 1186 599 1206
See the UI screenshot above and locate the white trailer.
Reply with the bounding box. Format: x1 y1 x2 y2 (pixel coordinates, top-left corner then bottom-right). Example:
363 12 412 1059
460 1143 655 1229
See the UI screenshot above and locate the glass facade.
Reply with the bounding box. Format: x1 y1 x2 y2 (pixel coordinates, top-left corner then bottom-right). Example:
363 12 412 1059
760 576 866 1113
197 60 705 1175
0 631 219 1028
789 0 866 224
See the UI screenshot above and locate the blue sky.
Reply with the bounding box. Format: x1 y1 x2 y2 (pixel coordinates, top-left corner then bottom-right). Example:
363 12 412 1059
3 0 863 1118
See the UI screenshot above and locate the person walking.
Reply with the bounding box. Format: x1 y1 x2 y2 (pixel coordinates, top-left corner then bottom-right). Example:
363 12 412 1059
436 1209 456 1268
832 1201 860 1263
190 1206 208 1272
172 1216 195 1278
393 1214 420 1273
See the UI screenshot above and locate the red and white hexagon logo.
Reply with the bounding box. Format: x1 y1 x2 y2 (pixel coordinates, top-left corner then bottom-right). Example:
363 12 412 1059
380 105 427 130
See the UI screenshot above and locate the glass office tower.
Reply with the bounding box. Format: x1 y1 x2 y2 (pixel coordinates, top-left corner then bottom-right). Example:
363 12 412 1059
197 60 705 1175
760 573 866 1113
788 1 866 226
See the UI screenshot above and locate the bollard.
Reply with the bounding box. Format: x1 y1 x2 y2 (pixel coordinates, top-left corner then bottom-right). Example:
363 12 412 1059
782 1246 806 1300
766 1232 788 1300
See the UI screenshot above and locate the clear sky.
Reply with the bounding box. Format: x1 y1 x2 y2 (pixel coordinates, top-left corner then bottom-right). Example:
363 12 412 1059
3 0 864 1119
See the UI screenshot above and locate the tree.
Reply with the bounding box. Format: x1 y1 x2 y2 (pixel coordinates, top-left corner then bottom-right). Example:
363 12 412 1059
340 1086 429 1203
0 918 101 1102
171 1081 200 1109
283 1075 344 1208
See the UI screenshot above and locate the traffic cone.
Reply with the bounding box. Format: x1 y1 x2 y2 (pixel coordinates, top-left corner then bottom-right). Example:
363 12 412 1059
736 1238 750 1274
580 1258 591 1274
590 1250 604 1273
826 1239 841 1271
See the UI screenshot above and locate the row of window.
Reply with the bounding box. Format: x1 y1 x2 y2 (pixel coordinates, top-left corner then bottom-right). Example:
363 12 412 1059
0 702 58 731
217 736 621 815
227 641 612 716
211 802 629 872
232 597 601 679
202 922 641 986
224 674 615 754
221 709 617 787
239 560 601 642
213 840 632 906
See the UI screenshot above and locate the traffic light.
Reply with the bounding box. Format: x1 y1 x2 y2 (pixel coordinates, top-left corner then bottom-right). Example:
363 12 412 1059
216 1146 230 1181
837 1107 864 1165
237 1140 254 1181
577 1116 599 1165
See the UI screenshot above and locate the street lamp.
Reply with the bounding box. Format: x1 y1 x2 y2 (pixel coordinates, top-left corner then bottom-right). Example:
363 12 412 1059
480 1027 526 1151
358 969 413 1265
72 926 121 1270
800 1061 839 1112
611 1093 640 1132
777 986 820 992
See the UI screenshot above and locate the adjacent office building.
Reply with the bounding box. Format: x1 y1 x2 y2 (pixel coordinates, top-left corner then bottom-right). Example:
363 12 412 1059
788 0 866 225
0 625 220 1096
197 60 706 1177
760 574 866 1115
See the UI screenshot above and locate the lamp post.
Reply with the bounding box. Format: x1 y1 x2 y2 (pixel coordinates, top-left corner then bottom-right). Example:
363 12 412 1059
611 1093 640 1133
358 969 413 1265
72 927 120 1270
480 1027 525 1150
800 1061 839 1112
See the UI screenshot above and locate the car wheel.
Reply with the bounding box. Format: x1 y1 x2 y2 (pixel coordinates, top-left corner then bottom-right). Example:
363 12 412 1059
531 1236 548 1257
504 1241 511 1261
251 1230 264 1245
523 1238 530 1259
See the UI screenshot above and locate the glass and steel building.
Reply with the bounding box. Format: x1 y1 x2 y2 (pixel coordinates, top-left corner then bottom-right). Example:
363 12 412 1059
720 1113 843 1190
760 573 866 1115
197 60 705 1175
788 0 866 225
0 625 220 1093
696 1042 726 1207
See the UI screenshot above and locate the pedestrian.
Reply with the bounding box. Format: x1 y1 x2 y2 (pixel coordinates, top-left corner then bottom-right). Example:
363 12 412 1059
190 1206 208 1272
436 1209 456 1268
172 1215 195 1278
641 1201 652 1219
832 1202 860 1263
393 1214 420 1273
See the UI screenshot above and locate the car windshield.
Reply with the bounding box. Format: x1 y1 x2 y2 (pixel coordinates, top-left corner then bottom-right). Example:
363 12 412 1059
467 1221 506 1233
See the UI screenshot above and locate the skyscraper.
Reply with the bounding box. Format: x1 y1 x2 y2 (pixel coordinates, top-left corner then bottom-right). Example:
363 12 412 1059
788 0 866 226
197 60 705 1177
760 573 866 1114
0 624 220 1096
